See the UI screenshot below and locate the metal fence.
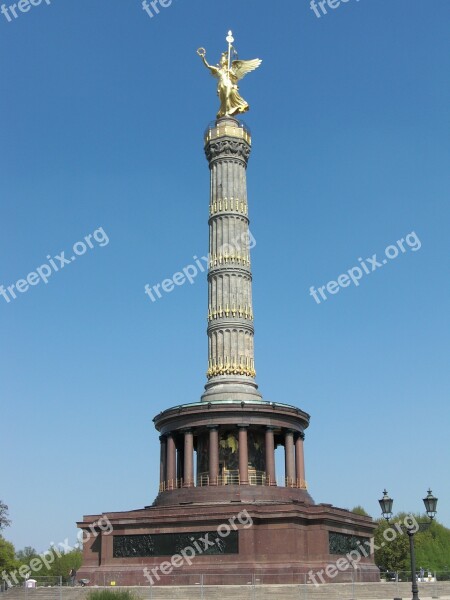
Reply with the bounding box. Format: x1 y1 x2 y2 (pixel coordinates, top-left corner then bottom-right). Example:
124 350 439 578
1 577 62 600
2 572 450 600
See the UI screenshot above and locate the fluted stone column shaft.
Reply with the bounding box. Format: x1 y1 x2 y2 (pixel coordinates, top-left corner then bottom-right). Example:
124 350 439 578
238 426 249 485
183 430 194 487
295 433 305 486
265 427 276 486
284 430 295 486
208 426 219 485
166 434 176 489
202 117 262 403
159 435 167 486
206 135 253 375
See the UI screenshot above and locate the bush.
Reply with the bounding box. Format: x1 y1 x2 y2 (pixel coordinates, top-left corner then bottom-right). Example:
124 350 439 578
87 591 138 600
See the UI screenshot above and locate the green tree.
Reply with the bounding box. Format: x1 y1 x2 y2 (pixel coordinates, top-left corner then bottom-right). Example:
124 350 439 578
414 518 450 572
0 536 18 579
34 547 83 583
351 506 371 517
16 547 39 563
0 502 11 531
374 514 411 573
14 546 82 584
374 513 450 575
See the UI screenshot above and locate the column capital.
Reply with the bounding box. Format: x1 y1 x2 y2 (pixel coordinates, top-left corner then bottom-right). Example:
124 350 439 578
207 424 219 431
297 431 305 441
205 138 251 166
159 435 167 442
237 423 250 429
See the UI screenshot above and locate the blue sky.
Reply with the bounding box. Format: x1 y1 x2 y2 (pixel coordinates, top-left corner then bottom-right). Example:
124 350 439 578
0 0 449 552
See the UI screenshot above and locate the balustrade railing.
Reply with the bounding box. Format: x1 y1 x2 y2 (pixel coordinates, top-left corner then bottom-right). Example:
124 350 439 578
159 474 307 492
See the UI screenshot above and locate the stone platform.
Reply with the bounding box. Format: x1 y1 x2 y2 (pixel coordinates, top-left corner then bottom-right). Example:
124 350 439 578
77 501 378 586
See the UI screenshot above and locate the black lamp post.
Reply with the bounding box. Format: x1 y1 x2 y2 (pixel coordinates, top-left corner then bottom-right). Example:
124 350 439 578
423 489 438 520
378 489 438 600
379 489 393 521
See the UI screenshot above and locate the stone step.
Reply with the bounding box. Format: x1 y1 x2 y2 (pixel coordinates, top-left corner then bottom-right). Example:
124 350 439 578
2 582 449 600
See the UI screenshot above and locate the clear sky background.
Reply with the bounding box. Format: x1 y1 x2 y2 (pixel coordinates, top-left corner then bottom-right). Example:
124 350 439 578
1 0 449 553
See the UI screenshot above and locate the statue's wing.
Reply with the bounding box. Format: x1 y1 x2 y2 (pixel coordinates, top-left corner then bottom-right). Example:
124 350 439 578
231 58 262 82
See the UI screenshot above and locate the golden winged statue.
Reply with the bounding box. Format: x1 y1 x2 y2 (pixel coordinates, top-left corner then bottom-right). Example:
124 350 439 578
197 31 262 119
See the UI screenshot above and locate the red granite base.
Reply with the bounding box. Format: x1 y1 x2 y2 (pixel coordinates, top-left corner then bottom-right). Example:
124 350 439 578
77 501 379 585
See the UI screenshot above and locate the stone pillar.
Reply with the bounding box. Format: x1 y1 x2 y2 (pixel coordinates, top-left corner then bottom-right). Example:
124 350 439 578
177 443 184 484
295 432 306 488
166 433 176 490
159 435 167 489
101 529 113 563
201 117 262 403
183 430 194 487
265 427 276 486
284 430 295 487
208 426 219 486
238 425 249 485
